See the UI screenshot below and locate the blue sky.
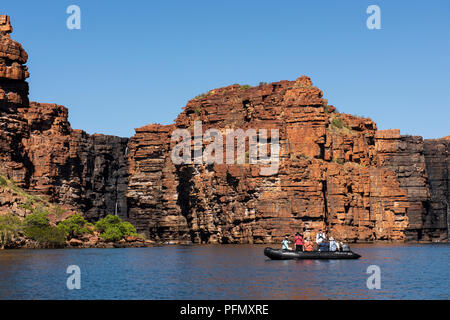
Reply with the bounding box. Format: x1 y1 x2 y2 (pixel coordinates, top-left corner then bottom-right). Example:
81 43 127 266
3 1 450 138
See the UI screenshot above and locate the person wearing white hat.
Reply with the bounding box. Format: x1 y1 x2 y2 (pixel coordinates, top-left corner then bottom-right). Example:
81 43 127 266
281 236 291 250
329 236 338 252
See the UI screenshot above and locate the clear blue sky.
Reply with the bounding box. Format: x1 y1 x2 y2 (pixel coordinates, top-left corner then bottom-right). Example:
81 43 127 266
3 1 450 138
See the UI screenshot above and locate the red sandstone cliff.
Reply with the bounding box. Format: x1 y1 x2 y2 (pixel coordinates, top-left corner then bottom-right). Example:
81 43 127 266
0 16 129 223
0 15 448 244
127 77 414 243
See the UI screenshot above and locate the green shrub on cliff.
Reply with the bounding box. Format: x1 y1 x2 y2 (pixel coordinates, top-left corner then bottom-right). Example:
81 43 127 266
0 213 23 249
331 117 344 129
24 226 66 247
0 176 7 187
194 91 211 100
95 214 138 242
120 221 138 236
95 214 121 233
19 199 34 212
23 210 65 247
57 213 93 239
23 209 50 229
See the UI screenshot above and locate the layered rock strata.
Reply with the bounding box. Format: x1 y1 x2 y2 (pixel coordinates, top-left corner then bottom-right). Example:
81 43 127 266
423 138 450 241
16 102 129 221
0 15 448 243
374 130 431 240
0 15 29 106
127 78 412 243
0 16 129 222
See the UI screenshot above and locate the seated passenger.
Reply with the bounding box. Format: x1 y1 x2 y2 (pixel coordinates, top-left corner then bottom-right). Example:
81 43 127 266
281 236 291 250
318 240 329 252
329 237 338 252
316 229 326 245
303 238 314 252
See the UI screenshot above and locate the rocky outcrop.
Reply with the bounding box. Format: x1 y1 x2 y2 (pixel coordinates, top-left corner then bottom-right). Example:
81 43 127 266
0 15 29 106
0 15 31 187
423 138 450 241
374 130 432 240
16 102 130 221
0 15 448 244
1 102 129 222
126 124 191 242
127 78 411 243
0 16 129 222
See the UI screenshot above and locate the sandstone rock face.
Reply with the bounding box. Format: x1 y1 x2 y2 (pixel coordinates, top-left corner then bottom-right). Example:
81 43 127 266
0 16 31 187
1 102 129 221
423 138 450 241
0 16 129 224
0 15 448 244
0 15 13 33
17 103 129 221
126 124 190 242
0 15 29 106
127 77 412 243
374 130 432 240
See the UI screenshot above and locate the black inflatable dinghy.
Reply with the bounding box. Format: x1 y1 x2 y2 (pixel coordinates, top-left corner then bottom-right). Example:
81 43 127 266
264 247 361 260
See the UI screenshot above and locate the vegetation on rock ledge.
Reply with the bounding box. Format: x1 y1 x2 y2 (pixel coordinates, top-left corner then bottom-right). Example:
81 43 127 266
95 214 139 242
0 213 22 249
0 175 143 248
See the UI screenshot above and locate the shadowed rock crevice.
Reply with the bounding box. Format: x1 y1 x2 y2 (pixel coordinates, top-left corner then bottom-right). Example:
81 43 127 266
176 165 196 243
423 138 450 241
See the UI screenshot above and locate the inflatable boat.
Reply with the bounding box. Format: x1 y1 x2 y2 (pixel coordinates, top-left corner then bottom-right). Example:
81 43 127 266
264 247 361 260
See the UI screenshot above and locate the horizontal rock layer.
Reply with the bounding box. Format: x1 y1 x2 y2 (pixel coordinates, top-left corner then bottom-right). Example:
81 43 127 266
0 15 29 106
0 15 448 244
126 77 422 243
423 139 450 241
0 101 129 222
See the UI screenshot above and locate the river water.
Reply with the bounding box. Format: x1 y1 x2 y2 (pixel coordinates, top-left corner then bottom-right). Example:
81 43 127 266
0 244 448 299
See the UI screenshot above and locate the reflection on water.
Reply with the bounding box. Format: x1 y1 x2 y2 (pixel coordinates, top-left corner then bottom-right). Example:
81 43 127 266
0 244 448 299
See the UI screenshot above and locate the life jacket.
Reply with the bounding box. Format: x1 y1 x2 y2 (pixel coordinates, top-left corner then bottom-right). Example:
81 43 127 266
304 241 313 251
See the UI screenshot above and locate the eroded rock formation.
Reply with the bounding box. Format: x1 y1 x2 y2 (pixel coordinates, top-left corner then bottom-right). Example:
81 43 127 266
0 15 448 243
127 78 413 243
0 15 29 106
423 139 450 241
0 16 129 222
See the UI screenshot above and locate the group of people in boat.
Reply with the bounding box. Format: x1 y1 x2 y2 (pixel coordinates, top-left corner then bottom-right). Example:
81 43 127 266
281 229 348 252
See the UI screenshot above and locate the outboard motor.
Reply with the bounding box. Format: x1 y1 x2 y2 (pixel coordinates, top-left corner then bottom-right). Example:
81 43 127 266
342 244 350 252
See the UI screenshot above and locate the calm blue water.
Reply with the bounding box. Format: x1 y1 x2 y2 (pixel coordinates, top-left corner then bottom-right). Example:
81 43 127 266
0 244 448 299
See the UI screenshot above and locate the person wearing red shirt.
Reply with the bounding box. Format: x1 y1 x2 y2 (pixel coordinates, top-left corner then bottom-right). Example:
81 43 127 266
294 232 304 251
